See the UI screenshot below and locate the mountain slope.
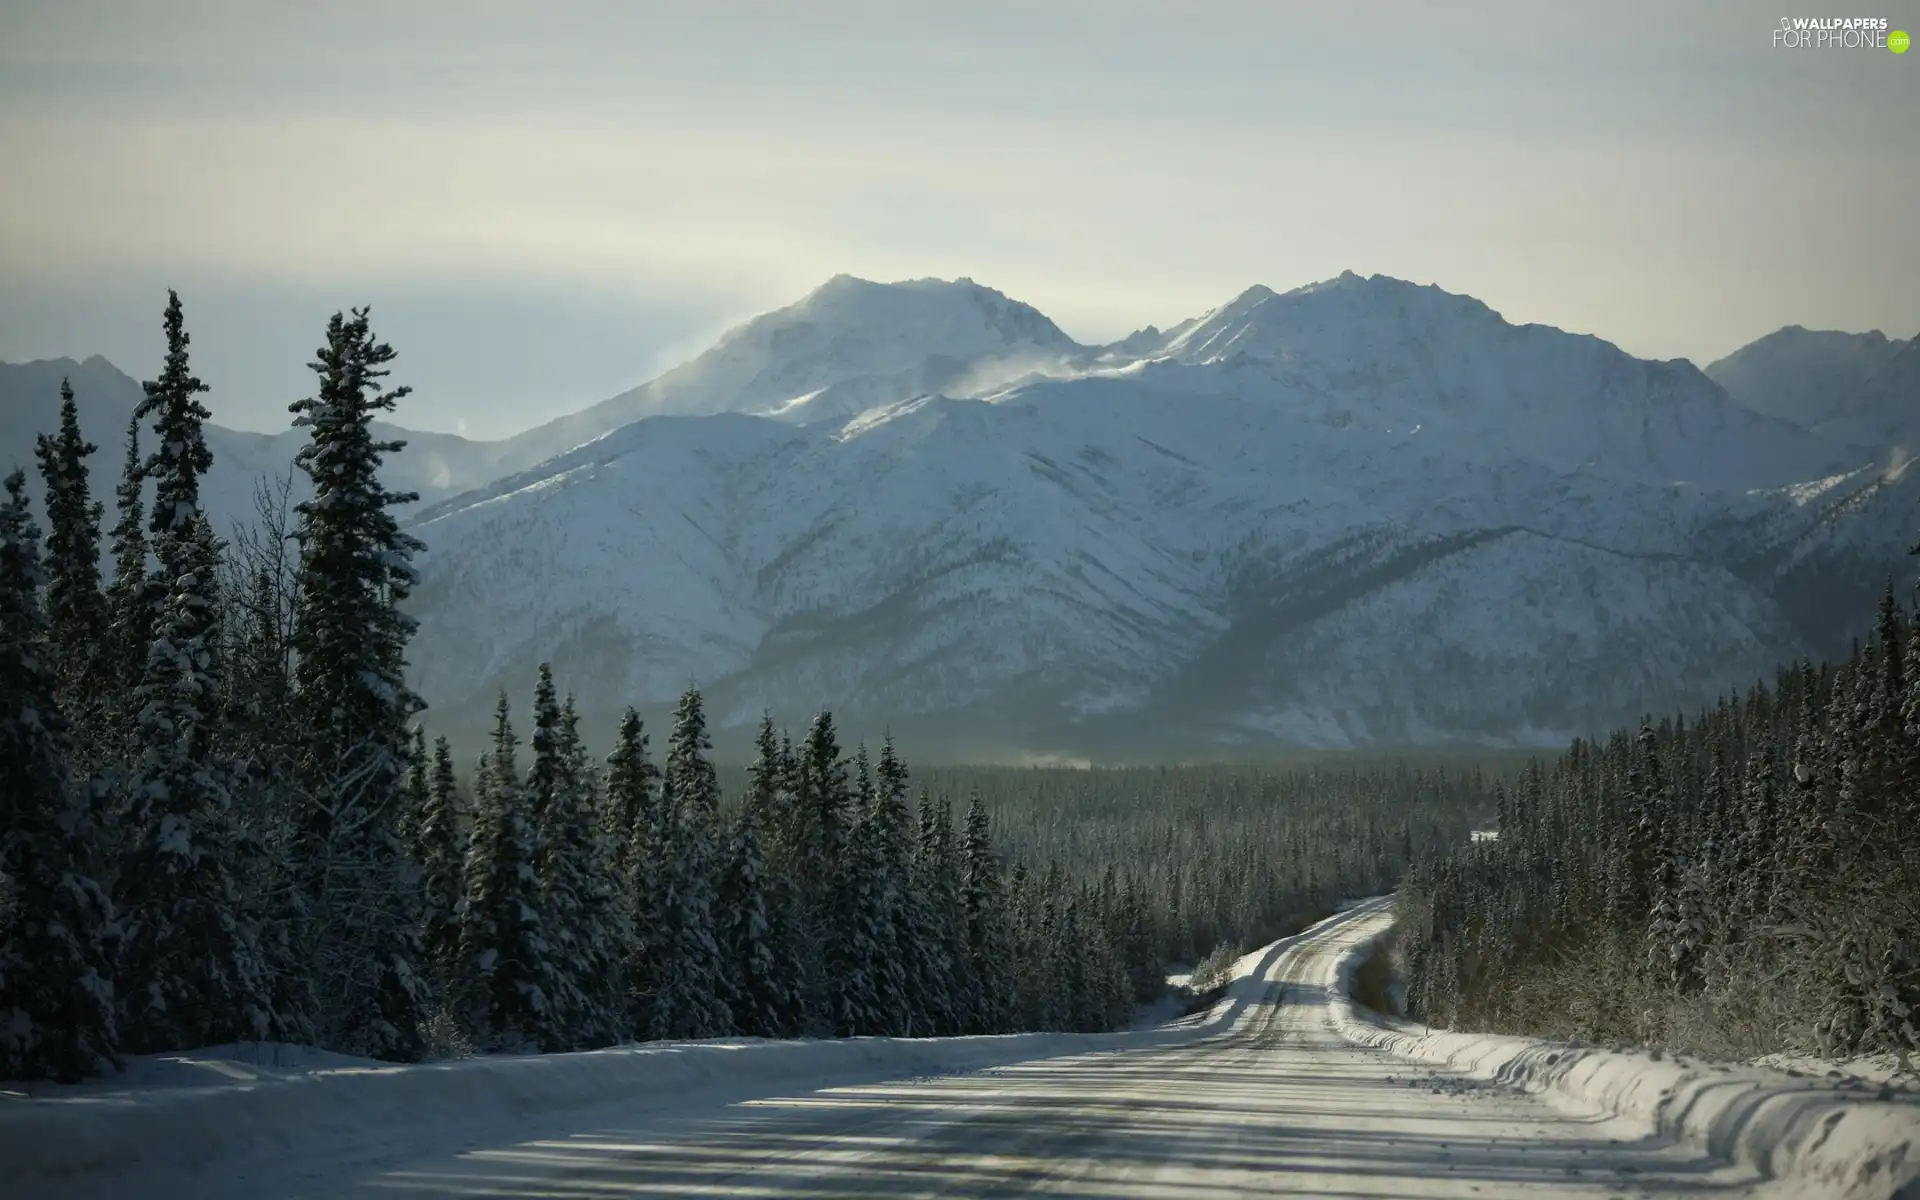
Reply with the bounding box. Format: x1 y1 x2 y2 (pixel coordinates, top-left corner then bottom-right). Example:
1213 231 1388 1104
1705 325 1920 452
496 275 1085 467
403 276 1905 756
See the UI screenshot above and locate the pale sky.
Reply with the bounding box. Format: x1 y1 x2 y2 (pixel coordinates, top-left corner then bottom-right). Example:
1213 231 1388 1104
2 0 1915 439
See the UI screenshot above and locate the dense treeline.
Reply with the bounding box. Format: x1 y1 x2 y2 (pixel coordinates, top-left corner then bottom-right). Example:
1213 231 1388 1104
0 290 1491 1083
1398 586 1920 1066
923 764 1485 968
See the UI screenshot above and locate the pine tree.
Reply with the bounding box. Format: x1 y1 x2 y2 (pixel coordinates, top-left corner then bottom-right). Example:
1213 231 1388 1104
603 707 658 1037
0 471 121 1081
32 378 108 720
719 798 782 1036
961 792 1011 1033
459 694 550 1051
827 747 885 1036
103 414 155 727
286 307 430 1060
915 791 970 1036
414 734 464 990
560 695 626 1047
793 711 850 1031
650 687 731 1040
742 713 805 1036
116 294 274 1055
871 739 918 1035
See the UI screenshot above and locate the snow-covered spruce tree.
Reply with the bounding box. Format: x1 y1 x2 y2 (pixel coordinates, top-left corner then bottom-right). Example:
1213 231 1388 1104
603 706 658 1037
522 665 585 1048
32 378 109 728
104 413 157 713
650 687 731 1040
524 673 621 1050
414 735 464 990
871 739 919 1035
718 793 782 1036
915 791 971 1036
117 293 274 1054
285 307 432 1060
739 713 805 1036
459 693 552 1051
790 714 853 1033
825 747 886 1036
0 470 121 1082
961 791 1011 1033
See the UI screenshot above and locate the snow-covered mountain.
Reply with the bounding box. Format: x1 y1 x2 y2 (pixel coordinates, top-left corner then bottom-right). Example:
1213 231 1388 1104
495 275 1088 467
402 272 1913 757
0 355 511 536
1705 325 1920 453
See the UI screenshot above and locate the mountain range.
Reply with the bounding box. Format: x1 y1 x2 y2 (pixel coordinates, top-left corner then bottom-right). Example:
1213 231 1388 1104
2 272 1914 758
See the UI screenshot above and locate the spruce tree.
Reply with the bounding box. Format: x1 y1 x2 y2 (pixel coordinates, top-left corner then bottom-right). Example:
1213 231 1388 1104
117 293 274 1055
650 687 731 1040
961 791 1011 1033
719 798 782 1036
103 414 155 719
32 378 108 718
603 707 659 1037
742 714 805 1036
0 471 121 1081
916 792 971 1035
826 746 896 1036
286 307 430 1060
459 694 550 1050
793 711 850 1031
872 740 918 1034
560 695 625 1047
415 735 464 990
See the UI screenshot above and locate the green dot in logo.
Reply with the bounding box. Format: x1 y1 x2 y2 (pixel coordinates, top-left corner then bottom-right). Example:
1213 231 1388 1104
1892 29 1911 53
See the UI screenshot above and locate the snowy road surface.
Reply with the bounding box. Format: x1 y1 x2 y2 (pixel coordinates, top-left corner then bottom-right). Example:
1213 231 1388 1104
293 901 1763 1199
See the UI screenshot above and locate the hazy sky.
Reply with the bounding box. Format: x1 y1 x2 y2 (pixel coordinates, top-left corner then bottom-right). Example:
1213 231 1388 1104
2 0 1915 439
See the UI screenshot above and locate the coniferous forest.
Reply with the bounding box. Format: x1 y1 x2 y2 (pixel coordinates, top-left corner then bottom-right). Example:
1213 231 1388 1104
0 292 1492 1083
1397 585 1920 1066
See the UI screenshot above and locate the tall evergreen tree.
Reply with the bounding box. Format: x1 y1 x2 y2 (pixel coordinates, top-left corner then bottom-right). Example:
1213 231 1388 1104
116 293 273 1055
961 791 1011 1033
459 693 550 1051
719 797 782 1036
32 378 108 714
103 414 155 717
414 735 464 988
742 714 805 1036
650 687 731 1040
559 695 625 1047
915 791 970 1036
286 307 429 1060
0 471 120 1081
871 739 918 1034
603 707 658 1037
792 711 849 1031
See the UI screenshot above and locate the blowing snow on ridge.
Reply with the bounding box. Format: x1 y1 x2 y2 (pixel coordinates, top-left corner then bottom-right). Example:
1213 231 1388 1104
398 272 1914 757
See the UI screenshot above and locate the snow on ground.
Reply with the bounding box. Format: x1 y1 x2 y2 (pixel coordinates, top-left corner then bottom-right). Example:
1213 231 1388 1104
1325 906 1920 1200
0 1042 383 1102
11 900 1918 1198
0 912 1320 1199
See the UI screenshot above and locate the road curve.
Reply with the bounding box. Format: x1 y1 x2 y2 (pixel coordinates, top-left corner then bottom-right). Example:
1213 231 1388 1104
326 901 1766 1198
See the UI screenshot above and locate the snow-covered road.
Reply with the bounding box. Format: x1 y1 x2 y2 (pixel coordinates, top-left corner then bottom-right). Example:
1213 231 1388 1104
314 901 1762 1198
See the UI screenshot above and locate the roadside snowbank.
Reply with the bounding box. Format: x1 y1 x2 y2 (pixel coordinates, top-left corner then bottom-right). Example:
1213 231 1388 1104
0 904 1373 1199
1325 908 1920 1200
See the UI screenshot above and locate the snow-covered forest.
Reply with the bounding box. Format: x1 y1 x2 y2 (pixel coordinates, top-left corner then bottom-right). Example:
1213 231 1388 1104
1396 584 1920 1065
0 293 1494 1083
